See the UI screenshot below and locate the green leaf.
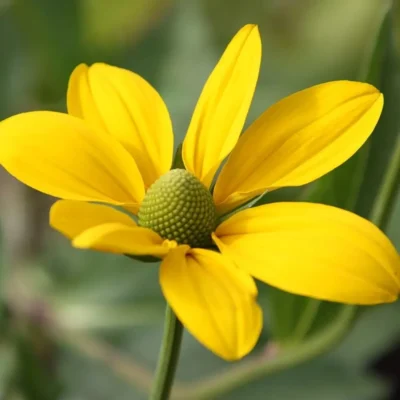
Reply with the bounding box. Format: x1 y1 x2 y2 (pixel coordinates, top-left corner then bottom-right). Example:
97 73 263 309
304 3 391 210
222 359 387 400
393 0 400 60
356 13 400 221
265 2 392 346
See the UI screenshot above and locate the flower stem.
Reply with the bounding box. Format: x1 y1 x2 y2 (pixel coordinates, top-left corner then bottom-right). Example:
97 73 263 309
150 304 183 400
291 299 322 343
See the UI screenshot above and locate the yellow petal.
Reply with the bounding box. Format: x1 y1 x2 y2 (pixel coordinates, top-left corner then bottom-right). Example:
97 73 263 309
160 246 262 360
214 202 400 305
67 64 106 130
73 223 169 257
214 81 384 213
0 111 144 212
182 24 261 188
50 200 167 256
67 63 174 188
50 200 137 238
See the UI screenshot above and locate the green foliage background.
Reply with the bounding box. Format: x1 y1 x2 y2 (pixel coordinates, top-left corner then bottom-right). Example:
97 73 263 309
0 0 400 399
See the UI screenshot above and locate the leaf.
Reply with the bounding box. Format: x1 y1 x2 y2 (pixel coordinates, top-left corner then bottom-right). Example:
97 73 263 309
264 2 392 346
393 0 400 60
223 358 388 400
355 12 400 221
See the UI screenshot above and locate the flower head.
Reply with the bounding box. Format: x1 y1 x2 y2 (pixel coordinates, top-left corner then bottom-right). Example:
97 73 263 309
1 25 399 360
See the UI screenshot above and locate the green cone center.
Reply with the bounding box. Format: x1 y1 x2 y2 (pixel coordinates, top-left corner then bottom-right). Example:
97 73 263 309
138 169 217 247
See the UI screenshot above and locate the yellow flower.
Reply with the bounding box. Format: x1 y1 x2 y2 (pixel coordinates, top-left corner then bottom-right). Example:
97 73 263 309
1 24 399 361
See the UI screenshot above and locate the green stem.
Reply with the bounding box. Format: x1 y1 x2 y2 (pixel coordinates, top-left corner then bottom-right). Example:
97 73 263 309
291 299 322 343
150 305 183 400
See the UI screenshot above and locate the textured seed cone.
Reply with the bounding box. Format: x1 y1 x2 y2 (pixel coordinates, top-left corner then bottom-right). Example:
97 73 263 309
138 169 218 248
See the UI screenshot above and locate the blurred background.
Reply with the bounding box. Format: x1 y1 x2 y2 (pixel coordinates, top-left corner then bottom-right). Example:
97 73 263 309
1 0 400 399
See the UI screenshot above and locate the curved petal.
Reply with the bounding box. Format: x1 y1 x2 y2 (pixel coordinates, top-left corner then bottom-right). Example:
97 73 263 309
214 81 384 214
68 63 174 188
182 24 261 188
0 111 144 212
50 200 137 238
160 246 262 360
213 202 400 305
50 200 168 257
73 223 169 257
